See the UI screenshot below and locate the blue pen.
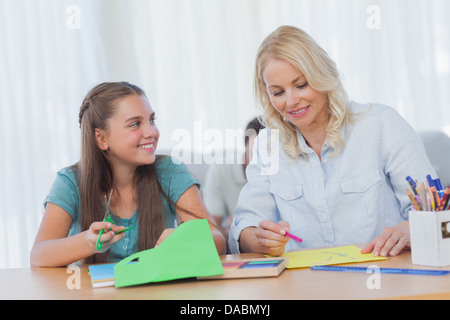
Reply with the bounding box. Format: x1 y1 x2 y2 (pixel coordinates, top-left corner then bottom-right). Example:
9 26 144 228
426 175 435 187
435 178 444 198
406 176 418 195
406 176 416 188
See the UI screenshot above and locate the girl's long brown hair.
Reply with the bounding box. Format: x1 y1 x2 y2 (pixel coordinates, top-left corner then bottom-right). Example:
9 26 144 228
75 82 166 264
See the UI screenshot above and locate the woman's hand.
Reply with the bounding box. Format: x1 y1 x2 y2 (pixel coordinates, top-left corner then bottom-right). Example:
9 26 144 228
86 221 126 253
240 220 290 256
361 221 410 257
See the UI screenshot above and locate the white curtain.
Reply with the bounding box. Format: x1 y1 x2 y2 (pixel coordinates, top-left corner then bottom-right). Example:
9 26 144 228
0 0 110 268
1 0 449 268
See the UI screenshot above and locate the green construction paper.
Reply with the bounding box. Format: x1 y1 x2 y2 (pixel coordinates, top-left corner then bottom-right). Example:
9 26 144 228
114 219 224 287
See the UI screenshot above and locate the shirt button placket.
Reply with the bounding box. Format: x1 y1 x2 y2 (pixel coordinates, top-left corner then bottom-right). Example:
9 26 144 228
311 152 334 246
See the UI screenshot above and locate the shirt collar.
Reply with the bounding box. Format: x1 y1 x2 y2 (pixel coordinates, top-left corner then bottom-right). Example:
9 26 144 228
296 124 348 156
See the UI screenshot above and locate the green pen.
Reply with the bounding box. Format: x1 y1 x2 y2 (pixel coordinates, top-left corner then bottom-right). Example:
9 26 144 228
115 226 136 234
96 190 114 251
96 190 136 250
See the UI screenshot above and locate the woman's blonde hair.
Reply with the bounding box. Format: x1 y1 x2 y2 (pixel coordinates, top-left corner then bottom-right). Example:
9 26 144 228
254 25 350 160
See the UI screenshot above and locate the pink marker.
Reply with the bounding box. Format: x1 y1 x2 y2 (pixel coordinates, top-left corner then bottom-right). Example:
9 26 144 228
285 232 303 243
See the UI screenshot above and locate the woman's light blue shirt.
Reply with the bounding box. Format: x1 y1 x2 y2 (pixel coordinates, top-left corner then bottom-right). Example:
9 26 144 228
228 102 436 253
44 156 199 262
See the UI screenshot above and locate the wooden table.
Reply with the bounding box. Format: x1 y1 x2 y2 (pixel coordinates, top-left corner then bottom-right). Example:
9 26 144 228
1 248 450 300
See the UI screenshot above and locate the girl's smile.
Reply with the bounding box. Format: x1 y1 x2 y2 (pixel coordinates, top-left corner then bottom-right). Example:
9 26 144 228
137 142 156 152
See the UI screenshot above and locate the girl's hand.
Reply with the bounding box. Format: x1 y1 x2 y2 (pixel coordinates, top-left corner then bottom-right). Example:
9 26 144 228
86 221 126 253
155 228 175 248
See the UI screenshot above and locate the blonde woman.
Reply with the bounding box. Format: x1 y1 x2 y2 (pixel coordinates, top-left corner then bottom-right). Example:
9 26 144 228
228 26 435 257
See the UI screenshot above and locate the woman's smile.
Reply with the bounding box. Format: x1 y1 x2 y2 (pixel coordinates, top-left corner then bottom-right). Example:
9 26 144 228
287 105 311 118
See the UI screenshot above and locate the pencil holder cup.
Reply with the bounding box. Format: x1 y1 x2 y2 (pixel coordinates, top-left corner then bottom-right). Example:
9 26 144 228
409 210 450 267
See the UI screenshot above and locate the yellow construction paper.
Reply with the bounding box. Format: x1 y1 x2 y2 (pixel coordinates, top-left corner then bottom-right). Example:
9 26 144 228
281 245 387 269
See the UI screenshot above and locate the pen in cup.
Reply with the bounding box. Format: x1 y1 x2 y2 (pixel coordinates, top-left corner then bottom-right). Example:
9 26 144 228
406 175 450 211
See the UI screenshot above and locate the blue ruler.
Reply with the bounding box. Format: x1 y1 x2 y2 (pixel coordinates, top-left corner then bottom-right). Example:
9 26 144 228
310 265 450 276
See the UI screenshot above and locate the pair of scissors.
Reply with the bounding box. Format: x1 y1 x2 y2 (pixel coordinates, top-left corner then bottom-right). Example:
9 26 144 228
96 189 114 251
95 189 136 251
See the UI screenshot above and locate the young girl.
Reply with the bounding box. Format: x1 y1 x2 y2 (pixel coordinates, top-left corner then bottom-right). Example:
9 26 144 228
31 82 226 267
228 25 436 257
